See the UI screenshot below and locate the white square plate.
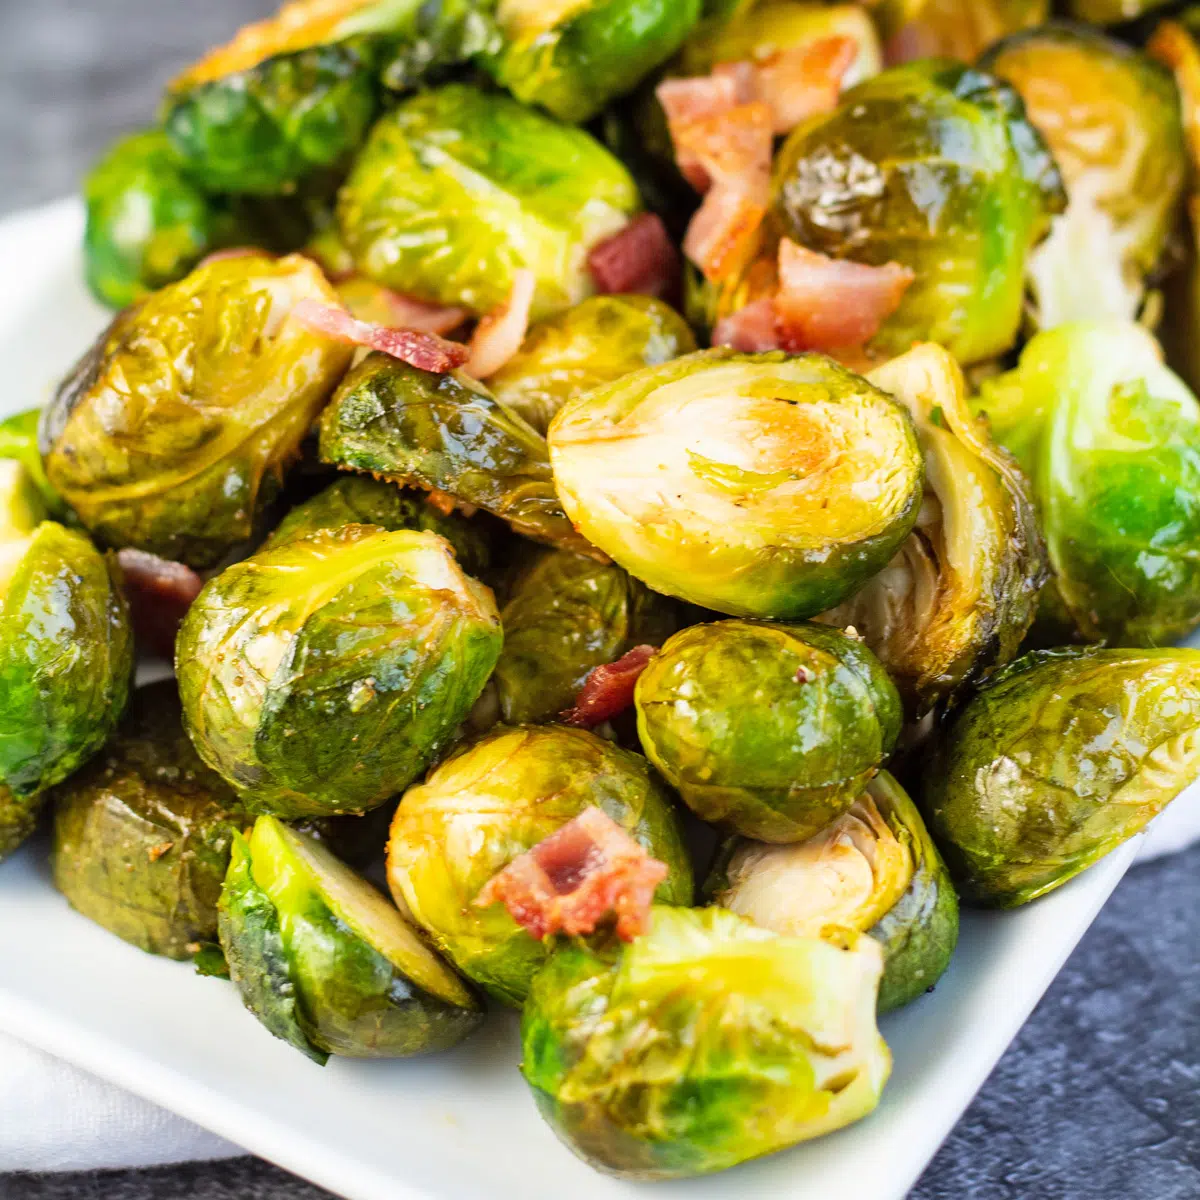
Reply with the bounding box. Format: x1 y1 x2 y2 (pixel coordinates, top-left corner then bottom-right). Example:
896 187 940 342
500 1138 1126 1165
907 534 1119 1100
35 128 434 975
0 198 1164 1200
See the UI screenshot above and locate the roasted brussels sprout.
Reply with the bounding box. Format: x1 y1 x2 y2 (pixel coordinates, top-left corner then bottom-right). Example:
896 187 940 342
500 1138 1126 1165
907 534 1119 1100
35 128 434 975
266 474 491 577
548 348 924 618
636 620 901 843
0 516 132 804
178 525 501 819
162 0 497 195
679 1 881 87
336 83 640 318
521 905 890 1179
924 647 1200 907
42 254 352 568
0 409 65 518
488 295 696 435
708 772 958 1012
874 0 1045 64
494 548 678 725
51 682 242 959
320 351 596 556
220 815 483 1062
483 0 700 124
976 320 1200 646
386 724 693 1005
820 345 1044 716
983 25 1186 328
768 60 1065 364
83 130 245 309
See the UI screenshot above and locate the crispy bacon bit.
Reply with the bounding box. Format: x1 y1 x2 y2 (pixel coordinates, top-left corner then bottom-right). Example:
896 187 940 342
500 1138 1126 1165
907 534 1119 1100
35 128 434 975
774 239 914 352
587 213 681 300
463 270 536 379
755 38 857 134
712 296 781 351
291 299 468 373
198 246 267 267
474 807 667 942
561 644 657 729
335 277 467 335
657 73 748 190
116 550 204 660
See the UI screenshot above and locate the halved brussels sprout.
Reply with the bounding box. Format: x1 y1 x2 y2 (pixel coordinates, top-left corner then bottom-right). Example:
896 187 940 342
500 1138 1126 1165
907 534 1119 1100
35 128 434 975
51 681 242 959
708 772 958 1012
680 1 882 87
636 620 901 843
819 345 1044 716
521 905 890 1179
0 409 66 518
386 724 693 1005
83 130 246 309
548 348 924 618
924 647 1200 907
163 0 497 195
488 295 696 435
0 518 132 803
220 815 483 1062
336 83 641 318
976 320 1200 646
42 254 353 568
177 526 501 819
319 351 596 556
983 25 1186 328
494 547 678 725
769 59 1065 364
265 474 492 577
873 0 1046 64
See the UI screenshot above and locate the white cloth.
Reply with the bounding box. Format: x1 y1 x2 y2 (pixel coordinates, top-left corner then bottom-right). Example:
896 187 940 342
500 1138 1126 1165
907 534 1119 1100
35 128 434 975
2 793 1197 1175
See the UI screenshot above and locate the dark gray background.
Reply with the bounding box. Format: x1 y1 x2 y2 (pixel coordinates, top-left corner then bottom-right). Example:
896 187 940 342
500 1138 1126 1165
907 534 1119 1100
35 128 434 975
1 3 1198 1197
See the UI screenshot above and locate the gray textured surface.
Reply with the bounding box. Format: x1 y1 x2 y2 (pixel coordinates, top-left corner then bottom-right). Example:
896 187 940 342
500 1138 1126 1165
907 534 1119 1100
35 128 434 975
0 3 1198 1198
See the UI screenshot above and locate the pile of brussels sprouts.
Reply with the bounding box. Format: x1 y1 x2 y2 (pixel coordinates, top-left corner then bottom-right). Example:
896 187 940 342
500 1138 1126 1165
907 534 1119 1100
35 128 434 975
11 0 1200 1182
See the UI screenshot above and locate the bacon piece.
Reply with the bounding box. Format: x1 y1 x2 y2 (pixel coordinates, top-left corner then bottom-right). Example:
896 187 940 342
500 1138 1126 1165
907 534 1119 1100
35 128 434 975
755 37 856 134
587 213 681 300
335 277 467 335
198 246 267 267
291 299 468 372
474 807 667 942
657 72 749 191
464 270 536 379
712 297 781 352
561 644 657 729
774 239 914 352
116 550 204 660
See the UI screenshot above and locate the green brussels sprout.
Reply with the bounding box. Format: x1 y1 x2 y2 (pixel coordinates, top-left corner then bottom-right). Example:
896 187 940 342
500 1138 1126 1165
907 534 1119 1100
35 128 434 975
41 254 353 568
319 351 598 557
1065 0 1171 24
0 409 66 519
177 525 501 819
336 83 641 318
82 130 245 310
976 320 1200 646
482 0 701 124
50 682 243 959
162 0 498 195
983 25 1186 329
266 474 491 577
220 815 483 1062
819 344 1044 716
680 1 882 87
0 786 38 863
488 295 697 435
924 647 1200 907
872 0 1046 64
494 548 678 725
386 724 693 1005
548 348 924 618
0 517 133 804
635 620 901 843
521 905 891 1179
707 772 958 1012
769 59 1065 365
